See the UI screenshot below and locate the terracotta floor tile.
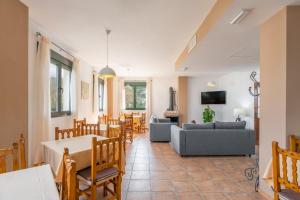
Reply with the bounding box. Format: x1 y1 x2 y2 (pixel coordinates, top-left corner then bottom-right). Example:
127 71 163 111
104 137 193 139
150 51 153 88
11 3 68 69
131 171 150 180
201 193 229 200
150 180 174 192
172 181 197 193
177 192 203 200
133 163 149 171
128 180 151 192
126 192 151 200
151 192 177 200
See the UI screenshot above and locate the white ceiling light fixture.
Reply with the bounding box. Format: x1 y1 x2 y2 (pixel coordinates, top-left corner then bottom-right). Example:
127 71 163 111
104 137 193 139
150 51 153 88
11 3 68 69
207 81 216 87
99 29 116 78
230 9 252 25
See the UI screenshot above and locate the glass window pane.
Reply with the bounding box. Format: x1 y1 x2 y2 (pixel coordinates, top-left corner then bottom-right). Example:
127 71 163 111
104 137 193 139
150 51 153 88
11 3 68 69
50 63 58 112
61 67 71 111
98 79 104 111
136 86 146 109
125 85 134 109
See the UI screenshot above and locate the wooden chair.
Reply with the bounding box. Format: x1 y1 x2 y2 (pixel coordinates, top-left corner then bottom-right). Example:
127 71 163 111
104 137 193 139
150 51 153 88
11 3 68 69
124 114 133 143
55 127 80 140
98 115 107 125
0 134 26 174
140 112 146 133
108 118 121 138
74 118 87 129
81 123 100 136
77 137 123 200
290 135 300 152
272 141 300 200
132 112 139 116
61 148 77 200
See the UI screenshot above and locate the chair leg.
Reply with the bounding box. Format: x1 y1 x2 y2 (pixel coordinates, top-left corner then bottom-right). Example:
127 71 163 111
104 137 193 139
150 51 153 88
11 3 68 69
103 182 107 196
91 185 97 200
116 176 122 200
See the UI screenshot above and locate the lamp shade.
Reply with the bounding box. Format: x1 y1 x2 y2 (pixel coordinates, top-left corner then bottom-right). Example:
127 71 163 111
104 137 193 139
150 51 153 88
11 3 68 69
233 108 246 117
99 66 116 78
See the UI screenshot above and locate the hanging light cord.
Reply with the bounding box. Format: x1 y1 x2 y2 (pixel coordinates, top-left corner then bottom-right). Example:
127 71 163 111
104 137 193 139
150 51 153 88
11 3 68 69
106 29 111 68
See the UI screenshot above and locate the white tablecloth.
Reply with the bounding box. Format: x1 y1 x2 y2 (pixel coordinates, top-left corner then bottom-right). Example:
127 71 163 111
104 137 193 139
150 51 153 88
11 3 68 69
42 135 124 182
0 164 59 200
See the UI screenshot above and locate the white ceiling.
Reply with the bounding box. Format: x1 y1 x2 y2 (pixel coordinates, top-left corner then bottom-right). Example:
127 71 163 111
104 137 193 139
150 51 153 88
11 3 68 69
179 0 300 76
21 0 216 77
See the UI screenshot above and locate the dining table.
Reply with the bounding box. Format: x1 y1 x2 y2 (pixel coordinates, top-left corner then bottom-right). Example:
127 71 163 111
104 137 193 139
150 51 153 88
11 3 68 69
0 164 59 200
41 134 124 182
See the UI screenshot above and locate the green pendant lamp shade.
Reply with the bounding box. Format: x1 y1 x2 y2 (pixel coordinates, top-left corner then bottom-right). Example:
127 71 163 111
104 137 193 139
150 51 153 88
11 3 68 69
99 29 116 78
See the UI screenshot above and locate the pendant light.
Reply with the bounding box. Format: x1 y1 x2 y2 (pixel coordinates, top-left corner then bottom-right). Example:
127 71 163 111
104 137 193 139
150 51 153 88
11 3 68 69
99 29 116 78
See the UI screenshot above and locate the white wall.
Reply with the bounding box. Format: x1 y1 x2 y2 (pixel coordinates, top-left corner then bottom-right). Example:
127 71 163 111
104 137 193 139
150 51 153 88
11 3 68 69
151 76 178 118
187 70 259 129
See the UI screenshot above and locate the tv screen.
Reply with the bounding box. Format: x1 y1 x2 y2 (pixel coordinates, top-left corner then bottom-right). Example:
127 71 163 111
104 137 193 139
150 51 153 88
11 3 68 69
201 91 226 104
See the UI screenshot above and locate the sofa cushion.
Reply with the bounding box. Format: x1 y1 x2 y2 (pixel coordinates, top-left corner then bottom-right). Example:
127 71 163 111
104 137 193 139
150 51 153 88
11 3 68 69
182 123 214 130
215 121 246 129
157 118 171 123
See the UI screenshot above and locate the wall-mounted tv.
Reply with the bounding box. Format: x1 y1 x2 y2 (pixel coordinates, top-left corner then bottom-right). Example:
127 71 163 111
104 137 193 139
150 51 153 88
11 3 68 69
201 91 226 104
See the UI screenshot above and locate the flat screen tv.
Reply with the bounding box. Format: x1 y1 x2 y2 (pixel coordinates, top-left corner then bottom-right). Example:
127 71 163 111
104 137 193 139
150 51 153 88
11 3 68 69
201 91 226 104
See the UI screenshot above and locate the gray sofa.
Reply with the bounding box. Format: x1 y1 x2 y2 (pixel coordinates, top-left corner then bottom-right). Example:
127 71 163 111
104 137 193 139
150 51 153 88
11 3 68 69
149 117 177 142
170 121 255 156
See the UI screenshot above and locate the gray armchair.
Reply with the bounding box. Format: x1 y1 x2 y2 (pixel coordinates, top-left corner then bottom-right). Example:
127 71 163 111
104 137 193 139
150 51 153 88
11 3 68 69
149 118 176 142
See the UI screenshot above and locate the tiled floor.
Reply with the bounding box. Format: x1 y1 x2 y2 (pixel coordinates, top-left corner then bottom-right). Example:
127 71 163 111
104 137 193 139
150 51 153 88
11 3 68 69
122 133 267 200
82 132 268 199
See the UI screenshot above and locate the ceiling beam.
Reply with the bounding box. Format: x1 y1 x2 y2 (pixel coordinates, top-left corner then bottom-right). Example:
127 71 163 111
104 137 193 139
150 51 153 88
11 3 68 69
175 0 234 70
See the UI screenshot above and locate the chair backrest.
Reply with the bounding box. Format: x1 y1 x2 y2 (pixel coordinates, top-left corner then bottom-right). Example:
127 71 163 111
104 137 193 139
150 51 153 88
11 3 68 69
108 118 120 125
272 141 300 199
290 135 300 152
132 112 139 116
124 114 133 128
0 134 26 174
73 118 86 129
61 148 77 200
98 115 107 124
19 134 26 169
55 127 80 140
141 113 146 123
91 137 122 181
81 123 100 136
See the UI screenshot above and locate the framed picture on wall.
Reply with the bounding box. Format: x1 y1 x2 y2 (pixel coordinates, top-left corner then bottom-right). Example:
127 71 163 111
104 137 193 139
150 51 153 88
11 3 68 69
81 81 89 99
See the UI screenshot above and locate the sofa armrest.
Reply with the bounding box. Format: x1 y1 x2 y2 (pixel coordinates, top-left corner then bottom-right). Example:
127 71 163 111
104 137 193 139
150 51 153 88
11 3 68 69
170 125 186 155
149 123 172 141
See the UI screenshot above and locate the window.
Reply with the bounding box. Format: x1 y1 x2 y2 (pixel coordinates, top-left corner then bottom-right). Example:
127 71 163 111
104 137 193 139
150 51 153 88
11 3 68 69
50 50 72 117
98 78 104 111
125 81 146 110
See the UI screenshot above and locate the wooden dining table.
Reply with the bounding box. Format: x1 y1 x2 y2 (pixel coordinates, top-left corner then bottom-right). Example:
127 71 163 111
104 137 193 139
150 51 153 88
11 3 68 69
41 134 125 182
0 164 59 200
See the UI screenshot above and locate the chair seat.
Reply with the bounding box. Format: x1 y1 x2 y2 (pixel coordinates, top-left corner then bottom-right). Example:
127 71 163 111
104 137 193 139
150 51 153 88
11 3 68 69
77 166 119 185
279 189 300 200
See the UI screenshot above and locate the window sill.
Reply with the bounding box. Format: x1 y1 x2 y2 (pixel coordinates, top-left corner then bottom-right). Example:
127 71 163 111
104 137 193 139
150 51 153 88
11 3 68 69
51 111 72 118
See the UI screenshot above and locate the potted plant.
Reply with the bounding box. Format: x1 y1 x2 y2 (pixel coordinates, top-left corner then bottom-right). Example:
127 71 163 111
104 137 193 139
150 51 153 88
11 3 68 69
203 106 215 123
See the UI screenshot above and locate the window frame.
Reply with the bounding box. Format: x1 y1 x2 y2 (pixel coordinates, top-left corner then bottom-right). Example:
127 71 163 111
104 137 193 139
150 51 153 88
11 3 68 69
125 81 146 110
50 50 73 118
98 77 104 112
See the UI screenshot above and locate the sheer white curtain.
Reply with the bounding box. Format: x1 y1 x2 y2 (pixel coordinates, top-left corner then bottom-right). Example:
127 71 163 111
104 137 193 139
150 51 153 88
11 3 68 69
30 36 51 165
71 59 80 118
93 72 99 114
146 78 152 127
